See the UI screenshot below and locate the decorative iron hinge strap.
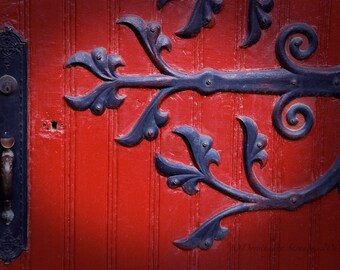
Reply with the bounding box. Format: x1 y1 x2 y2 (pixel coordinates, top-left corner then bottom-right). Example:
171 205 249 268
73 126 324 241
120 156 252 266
64 16 340 146
64 15 340 250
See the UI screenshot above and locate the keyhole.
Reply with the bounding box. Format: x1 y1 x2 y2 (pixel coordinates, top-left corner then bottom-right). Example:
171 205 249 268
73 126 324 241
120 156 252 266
4 84 11 93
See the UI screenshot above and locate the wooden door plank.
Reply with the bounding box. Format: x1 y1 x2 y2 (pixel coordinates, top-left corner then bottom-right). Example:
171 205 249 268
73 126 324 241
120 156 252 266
28 0 67 269
71 1 111 269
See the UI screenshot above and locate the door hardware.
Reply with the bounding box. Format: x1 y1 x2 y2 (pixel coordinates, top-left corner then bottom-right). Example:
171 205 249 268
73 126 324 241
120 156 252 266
0 26 28 264
0 75 17 95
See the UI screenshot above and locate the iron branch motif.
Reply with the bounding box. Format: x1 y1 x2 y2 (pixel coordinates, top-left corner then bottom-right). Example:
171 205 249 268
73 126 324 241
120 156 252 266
156 0 274 47
155 117 340 249
65 15 340 146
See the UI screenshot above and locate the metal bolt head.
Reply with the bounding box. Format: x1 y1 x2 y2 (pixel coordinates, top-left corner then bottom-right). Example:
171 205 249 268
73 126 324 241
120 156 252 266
95 104 102 111
290 196 298 204
147 129 154 138
204 239 212 248
172 179 179 185
205 79 212 86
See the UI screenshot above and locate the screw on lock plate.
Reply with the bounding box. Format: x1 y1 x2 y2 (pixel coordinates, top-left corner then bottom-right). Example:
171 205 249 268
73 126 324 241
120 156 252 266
0 75 17 95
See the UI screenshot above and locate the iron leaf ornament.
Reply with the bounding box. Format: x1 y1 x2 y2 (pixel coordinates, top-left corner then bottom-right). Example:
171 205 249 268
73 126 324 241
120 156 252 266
240 0 274 48
156 117 340 249
65 48 125 115
157 0 274 47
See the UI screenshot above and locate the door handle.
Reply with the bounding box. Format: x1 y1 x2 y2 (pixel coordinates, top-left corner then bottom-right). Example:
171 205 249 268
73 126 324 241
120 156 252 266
1 137 15 226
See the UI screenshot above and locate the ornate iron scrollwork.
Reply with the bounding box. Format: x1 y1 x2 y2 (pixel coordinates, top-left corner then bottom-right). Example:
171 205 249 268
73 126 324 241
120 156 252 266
157 0 274 47
156 118 340 249
64 15 340 250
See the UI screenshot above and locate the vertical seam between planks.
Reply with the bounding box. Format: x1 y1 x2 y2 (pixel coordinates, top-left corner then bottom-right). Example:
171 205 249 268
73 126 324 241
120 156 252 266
270 1 285 269
113 1 120 269
310 1 332 269
234 0 247 268
149 1 156 269
62 0 76 268
198 15 204 270
190 12 203 270
107 0 113 269
153 2 161 270
229 1 240 268
63 0 70 269
70 0 76 268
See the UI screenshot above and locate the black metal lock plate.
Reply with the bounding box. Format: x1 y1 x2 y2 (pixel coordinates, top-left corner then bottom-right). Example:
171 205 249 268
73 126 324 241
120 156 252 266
0 26 27 264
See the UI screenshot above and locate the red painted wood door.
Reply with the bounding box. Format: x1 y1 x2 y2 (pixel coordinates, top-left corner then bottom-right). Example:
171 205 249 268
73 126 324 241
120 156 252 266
1 0 340 269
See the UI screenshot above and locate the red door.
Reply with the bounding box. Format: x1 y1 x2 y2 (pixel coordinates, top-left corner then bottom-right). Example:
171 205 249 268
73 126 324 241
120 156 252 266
1 0 340 269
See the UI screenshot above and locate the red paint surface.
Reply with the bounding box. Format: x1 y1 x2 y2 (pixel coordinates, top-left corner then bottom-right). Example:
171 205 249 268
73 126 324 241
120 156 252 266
0 0 340 269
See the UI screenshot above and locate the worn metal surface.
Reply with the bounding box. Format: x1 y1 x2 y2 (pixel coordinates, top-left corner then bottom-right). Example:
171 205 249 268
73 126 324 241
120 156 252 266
0 27 27 264
156 117 340 249
65 16 340 146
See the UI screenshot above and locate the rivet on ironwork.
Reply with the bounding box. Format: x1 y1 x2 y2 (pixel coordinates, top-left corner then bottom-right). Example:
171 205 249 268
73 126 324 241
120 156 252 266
95 104 102 111
150 27 156 33
290 79 297 86
290 196 298 204
147 129 154 138
172 179 179 186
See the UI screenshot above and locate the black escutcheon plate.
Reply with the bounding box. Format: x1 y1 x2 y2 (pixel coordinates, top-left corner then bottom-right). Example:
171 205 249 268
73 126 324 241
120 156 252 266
0 26 28 264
